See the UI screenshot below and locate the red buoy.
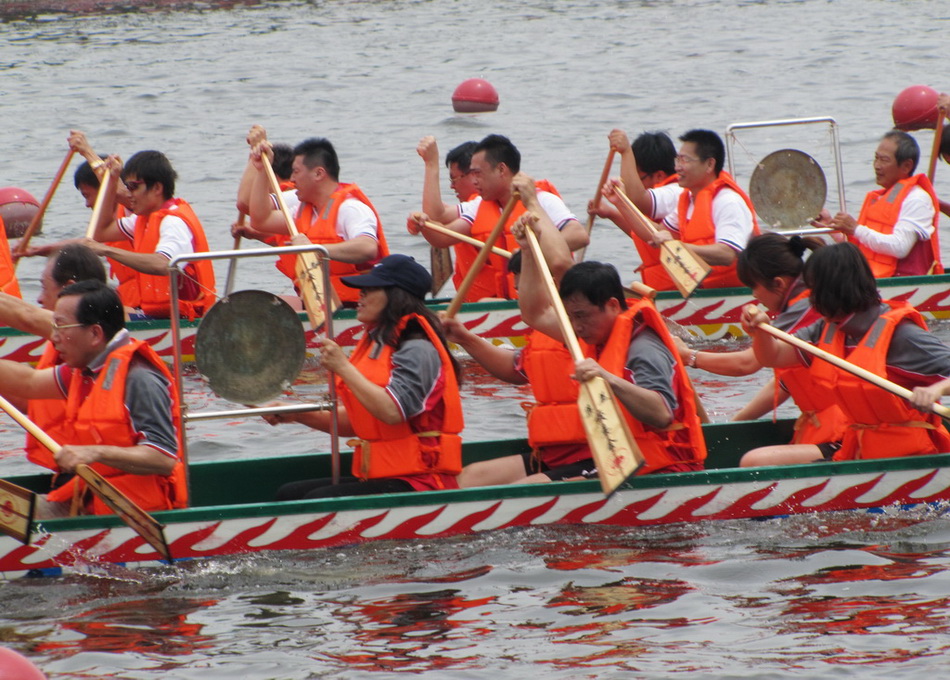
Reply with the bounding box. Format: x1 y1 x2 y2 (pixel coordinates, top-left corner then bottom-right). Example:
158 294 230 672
0 647 47 680
0 186 41 239
892 85 940 131
452 78 499 113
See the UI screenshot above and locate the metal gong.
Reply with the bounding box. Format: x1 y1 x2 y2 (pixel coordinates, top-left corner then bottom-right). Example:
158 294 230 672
195 290 306 404
749 148 827 229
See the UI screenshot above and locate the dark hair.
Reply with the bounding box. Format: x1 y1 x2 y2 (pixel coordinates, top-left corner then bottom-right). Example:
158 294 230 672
373 286 462 381
632 131 676 176
737 233 824 289
272 143 294 181
882 130 920 173
940 130 950 160
803 242 880 318
679 129 725 175
507 249 522 275
474 134 521 174
122 150 177 199
293 138 340 181
446 141 478 173
58 279 125 342
74 158 104 189
559 261 628 311
51 244 107 286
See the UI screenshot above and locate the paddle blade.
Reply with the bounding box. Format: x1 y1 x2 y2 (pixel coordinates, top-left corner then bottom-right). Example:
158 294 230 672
660 240 711 298
75 465 171 562
430 246 453 296
578 376 645 495
0 479 35 544
295 252 336 330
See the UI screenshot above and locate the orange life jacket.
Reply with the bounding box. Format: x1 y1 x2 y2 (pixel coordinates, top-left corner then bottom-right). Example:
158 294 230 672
105 205 138 303
277 183 389 305
46 338 188 515
338 313 463 481
0 216 22 298
580 299 707 475
123 199 216 319
25 342 69 471
462 180 561 301
633 175 678 286
811 301 950 461
852 174 943 278
773 288 849 445
520 330 591 467
641 172 759 290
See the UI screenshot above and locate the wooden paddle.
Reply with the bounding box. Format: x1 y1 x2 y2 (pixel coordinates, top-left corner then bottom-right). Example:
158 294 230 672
224 212 245 297
0 394 172 560
0 477 35 544
445 194 519 318
927 106 945 182
84 167 112 239
757 321 950 420
613 185 711 298
13 149 75 262
430 245 453 297
575 149 616 262
522 218 645 495
261 154 336 330
423 220 512 258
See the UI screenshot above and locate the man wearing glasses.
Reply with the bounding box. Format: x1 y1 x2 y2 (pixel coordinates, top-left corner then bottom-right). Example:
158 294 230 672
605 128 758 290
0 280 187 518
87 150 216 319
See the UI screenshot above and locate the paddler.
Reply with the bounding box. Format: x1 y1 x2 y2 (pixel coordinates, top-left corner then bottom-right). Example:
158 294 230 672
264 254 464 500
742 242 950 462
606 128 758 290
85 152 217 319
407 133 588 301
247 136 389 308
448 210 705 485
824 130 942 277
674 233 850 467
0 280 187 517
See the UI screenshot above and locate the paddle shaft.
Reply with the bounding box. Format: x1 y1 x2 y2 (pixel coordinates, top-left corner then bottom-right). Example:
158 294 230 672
445 194 518 318
423 221 511 258
758 322 950 419
84 167 112 239
224 213 245 296
14 149 75 260
576 149 616 262
0 393 171 560
927 107 946 182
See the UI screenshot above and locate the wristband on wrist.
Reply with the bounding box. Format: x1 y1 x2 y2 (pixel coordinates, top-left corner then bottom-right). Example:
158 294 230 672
688 349 698 368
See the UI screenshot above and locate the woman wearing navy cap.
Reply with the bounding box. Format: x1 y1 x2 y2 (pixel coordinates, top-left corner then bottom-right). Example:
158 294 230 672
268 254 464 499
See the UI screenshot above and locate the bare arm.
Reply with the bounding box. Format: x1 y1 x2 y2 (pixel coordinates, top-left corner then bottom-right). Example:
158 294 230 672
0 293 54 337
90 156 124 243
320 338 404 425
673 337 763 377
732 376 790 421
574 357 672 429
55 443 178 476
442 314 526 384
407 213 473 248
321 235 379 264
82 237 170 276
741 305 801 368
610 129 654 215
247 142 292 234
263 402 356 437
682 241 737 267
418 136 459 224
0 362 61 401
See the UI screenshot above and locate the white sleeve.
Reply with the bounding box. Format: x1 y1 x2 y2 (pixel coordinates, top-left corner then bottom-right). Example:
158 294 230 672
116 215 136 241
648 184 682 221
536 191 577 230
336 198 380 241
154 215 195 263
854 187 935 258
458 197 482 224
710 188 755 252
272 190 300 218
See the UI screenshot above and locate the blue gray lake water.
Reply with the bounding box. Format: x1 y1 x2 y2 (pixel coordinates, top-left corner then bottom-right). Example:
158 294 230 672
2 0 950 677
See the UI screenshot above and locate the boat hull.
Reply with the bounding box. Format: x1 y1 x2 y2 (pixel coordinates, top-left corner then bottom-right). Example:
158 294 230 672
3 420 949 577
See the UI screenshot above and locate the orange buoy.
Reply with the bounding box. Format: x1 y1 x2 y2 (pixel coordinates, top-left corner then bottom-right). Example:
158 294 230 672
0 647 47 680
452 78 499 113
892 85 940 131
0 186 41 239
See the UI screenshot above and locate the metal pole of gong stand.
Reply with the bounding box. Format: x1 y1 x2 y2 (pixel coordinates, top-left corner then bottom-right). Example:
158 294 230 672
315 246 341 485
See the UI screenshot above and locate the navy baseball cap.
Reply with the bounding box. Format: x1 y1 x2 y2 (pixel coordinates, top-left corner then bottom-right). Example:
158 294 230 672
341 254 432 299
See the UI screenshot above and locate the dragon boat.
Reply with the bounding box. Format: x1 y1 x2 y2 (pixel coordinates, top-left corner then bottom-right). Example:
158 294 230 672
3 418 950 578
0 272 948 366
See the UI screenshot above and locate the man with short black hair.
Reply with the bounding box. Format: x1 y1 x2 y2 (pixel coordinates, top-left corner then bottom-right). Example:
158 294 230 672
0 280 187 518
